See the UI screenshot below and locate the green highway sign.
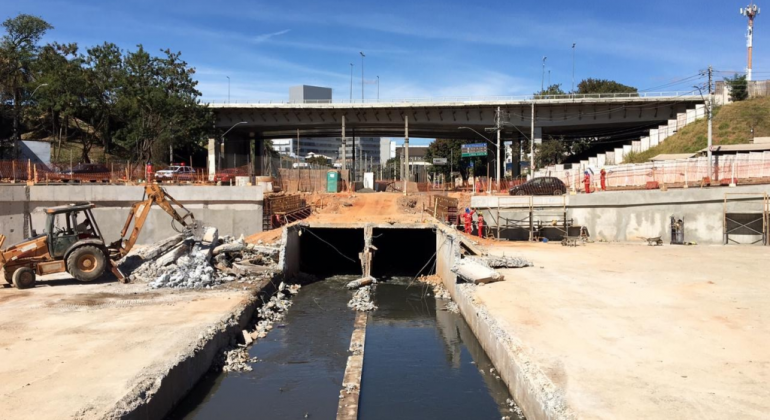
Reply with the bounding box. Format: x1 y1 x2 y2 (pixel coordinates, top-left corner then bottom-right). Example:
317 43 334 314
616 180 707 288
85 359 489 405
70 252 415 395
461 143 486 157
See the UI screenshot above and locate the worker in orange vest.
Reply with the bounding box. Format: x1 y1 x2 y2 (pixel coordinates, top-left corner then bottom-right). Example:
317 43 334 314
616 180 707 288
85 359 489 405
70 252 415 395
583 171 591 194
462 208 475 234
477 213 485 239
600 168 607 191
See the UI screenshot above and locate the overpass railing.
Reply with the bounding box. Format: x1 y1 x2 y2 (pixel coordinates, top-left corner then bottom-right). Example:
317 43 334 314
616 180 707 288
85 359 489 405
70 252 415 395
205 91 702 106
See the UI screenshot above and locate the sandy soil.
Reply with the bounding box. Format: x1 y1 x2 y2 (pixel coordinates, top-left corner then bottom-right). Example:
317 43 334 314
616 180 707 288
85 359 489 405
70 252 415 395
473 242 770 419
308 192 427 224
0 274 252 420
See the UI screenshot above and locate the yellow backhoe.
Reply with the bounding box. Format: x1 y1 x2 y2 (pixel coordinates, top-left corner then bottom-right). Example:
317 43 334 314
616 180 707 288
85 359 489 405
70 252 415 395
0 184 195 289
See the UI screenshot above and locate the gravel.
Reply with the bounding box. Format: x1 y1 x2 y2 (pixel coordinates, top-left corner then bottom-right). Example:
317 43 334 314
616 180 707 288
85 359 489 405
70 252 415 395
348 285 377 312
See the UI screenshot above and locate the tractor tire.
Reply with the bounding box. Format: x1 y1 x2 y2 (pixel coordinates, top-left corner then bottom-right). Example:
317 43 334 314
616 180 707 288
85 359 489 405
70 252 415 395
12 267 36 289
67 245 107 282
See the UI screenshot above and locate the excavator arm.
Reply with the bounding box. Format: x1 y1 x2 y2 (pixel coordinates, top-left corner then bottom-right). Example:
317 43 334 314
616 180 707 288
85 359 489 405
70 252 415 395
109 184 195 259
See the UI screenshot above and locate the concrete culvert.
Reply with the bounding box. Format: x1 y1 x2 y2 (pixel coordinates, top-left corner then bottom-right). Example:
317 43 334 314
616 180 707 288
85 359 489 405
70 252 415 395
370 228 437 278
299 228 364 276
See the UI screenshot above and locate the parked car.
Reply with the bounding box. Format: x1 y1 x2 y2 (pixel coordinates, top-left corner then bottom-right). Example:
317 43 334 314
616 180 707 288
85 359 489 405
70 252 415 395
212 168 241 183
509 177 566 196
49 163 111 183
155 165 196 182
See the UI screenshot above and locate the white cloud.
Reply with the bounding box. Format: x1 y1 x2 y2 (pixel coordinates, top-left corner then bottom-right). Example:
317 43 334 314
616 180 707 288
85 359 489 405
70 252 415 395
253 29 290 43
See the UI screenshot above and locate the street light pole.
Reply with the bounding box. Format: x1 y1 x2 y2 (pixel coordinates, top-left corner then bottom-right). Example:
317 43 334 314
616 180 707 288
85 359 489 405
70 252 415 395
220 121 247 173
571 43 576 93
541 56 547 92
360 52 365 102
349 63 353 102
377 76 380 101
30 83 49 98
226 76 230 104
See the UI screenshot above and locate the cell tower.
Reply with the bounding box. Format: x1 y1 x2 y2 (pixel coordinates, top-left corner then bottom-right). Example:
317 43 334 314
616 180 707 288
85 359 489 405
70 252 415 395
740 3 761 81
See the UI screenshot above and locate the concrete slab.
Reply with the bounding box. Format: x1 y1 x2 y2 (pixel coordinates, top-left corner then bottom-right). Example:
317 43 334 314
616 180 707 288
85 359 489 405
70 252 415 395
0 278 257 420
472 242 770 419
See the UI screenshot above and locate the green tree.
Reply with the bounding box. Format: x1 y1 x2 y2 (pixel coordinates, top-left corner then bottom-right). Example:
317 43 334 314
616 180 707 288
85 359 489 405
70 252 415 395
535 138 568 167
306 155 330 166
725 74 748 102
577 78 637 95
534 83 566 98
0 13 52 151
113 46 211 165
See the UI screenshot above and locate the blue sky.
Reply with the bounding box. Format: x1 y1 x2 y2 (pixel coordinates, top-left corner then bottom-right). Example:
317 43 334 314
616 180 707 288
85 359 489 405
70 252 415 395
3 0 767 145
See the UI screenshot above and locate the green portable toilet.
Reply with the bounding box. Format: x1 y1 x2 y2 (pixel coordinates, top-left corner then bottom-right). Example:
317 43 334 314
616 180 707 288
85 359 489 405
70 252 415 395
326 170 341 193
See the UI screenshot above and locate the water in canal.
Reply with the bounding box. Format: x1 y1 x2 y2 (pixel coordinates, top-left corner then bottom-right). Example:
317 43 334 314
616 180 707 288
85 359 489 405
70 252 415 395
169 276 523 419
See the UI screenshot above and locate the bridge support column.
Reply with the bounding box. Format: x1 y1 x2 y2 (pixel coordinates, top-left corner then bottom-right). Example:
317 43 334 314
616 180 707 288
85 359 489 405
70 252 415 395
207 138 217 182
342 116 347 188
403 115 409 195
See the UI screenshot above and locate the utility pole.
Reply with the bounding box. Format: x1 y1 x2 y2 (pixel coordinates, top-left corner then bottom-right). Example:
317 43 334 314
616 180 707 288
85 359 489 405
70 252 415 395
377 76 380 101
740 3 761 81
541 56 547 92
403 116 409 196
548 70 551 88
496 106 501 194
570 42 577 94
342 115 347 187
707 65 714 180
227 76 230 104
360 52 365 101
349 63 354 101
530 102 535 176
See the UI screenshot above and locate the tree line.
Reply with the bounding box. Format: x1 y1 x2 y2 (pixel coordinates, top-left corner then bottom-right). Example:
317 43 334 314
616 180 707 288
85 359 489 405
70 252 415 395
0 13 212 164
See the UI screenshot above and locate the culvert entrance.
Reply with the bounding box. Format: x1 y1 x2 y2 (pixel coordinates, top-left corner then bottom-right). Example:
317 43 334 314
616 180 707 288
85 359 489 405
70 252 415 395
169 224 525 420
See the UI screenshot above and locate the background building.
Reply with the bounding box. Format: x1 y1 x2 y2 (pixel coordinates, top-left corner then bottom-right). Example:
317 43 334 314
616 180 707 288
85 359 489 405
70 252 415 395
289 85 333 103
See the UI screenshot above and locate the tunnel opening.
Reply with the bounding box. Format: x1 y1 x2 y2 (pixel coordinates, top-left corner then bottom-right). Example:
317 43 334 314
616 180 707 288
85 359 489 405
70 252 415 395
299 228 364 276
371 228 436 278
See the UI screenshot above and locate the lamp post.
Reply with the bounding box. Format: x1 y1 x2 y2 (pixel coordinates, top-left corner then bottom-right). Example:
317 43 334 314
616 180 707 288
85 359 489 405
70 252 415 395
377 75 380 101
360 52 365 101
570 42 577 94
541 56 547 92
31 83 49 98
220 121 247 173
349 63 353 102
226 76 230 104
459 126 499 195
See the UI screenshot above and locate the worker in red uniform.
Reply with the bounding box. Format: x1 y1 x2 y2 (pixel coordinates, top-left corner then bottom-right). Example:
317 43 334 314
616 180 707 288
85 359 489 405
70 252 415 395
477 213 485 239
583 171 591 194
462 208 475 235
600 168 607 191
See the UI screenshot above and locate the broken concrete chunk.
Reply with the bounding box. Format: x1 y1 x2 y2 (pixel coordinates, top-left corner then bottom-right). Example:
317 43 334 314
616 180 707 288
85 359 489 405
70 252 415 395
346 276 376 290
451 259 504 284
140 234 184 260
213 241 246 256
467 255 532 269
154 242 190 268
242 330 253 345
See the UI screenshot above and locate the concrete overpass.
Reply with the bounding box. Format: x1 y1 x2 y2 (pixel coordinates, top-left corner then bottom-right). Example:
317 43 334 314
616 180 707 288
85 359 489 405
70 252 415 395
208 92 704 174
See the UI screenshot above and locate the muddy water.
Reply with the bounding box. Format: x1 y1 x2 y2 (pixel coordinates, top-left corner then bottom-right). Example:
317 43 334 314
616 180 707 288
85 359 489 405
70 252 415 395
169 276 357 419
169 277 523 419
358 280 522 420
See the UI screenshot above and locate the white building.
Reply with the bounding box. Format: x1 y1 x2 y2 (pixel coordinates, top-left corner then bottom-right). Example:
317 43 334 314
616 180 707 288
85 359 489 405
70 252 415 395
270 137 384 163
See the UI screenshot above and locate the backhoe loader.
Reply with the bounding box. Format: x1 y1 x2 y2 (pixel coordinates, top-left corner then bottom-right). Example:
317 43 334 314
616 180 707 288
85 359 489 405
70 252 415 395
0 184 195 289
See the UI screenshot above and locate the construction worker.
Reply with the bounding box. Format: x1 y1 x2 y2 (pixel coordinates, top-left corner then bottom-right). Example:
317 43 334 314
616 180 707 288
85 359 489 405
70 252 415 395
583 171 591 194
477 213 485 239
600 168 607 191
462 208 475 235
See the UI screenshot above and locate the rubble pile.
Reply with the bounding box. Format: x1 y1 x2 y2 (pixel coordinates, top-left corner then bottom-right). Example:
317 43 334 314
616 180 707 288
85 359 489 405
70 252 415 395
432 283 451 300
126 230 281 289
348 285 377 312
217 346 259 372
468 255 532 269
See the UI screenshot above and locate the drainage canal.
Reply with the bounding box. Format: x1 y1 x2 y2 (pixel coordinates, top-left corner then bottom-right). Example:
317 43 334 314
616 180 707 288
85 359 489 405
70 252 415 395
169 226 523 419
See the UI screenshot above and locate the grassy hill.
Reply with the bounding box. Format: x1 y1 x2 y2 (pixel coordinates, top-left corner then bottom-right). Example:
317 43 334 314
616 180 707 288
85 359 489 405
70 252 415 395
625 96 770 163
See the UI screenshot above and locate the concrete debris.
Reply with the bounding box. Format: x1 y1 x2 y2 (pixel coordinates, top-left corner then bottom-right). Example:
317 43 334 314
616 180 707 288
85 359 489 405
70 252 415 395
348 286 377 312
128 228 281 289
468 255 532 269
349 341 364 356
451 259 505 284
445 301 459 313
218 346 258 372
346 276 376 290
432 283 451 300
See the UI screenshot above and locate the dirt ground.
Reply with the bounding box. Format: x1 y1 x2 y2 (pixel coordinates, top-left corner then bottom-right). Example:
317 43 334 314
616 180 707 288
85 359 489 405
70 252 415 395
0 274 252 420
472 242 770 419
308 192 429 224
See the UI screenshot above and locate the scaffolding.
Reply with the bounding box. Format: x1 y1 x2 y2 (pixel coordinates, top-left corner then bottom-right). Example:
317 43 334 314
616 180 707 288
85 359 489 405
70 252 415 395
487 195 571 241
723 193 769 245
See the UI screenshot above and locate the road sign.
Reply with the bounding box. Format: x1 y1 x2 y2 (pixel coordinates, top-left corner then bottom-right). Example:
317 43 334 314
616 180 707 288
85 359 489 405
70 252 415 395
461 143 486 157
432 158 448 165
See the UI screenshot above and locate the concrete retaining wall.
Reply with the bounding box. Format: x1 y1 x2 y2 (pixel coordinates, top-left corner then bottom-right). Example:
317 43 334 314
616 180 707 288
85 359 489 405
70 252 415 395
472 185 770 244
0 185 264 245
435 225 570 420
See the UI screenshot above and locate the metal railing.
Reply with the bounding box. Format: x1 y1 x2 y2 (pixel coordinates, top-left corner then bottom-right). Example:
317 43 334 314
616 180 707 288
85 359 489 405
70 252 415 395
205 91 703 106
